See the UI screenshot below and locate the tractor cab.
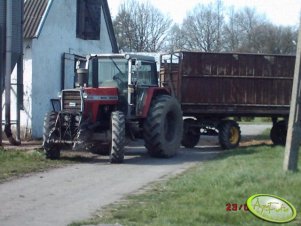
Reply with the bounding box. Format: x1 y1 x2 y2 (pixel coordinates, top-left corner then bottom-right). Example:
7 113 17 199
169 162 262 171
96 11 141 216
78 54 158 118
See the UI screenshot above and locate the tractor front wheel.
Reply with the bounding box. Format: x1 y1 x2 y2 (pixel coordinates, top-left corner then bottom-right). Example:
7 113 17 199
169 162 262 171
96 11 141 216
110 111 125 163
43 112 61 159
144 95 183 158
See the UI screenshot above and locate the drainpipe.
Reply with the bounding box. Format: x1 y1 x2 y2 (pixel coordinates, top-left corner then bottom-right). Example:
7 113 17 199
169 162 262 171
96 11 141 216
5 0 20 145
16 53 23 141
16 0 24 141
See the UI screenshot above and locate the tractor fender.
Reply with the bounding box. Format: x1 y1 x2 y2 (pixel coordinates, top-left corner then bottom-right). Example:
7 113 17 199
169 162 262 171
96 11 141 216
140 87 170 118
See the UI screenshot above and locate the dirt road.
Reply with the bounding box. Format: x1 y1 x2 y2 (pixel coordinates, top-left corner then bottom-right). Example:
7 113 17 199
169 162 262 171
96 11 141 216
0 124 270 226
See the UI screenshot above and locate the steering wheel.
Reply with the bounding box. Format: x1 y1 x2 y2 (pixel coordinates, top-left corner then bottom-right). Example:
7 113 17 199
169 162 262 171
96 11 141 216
113 74 123 83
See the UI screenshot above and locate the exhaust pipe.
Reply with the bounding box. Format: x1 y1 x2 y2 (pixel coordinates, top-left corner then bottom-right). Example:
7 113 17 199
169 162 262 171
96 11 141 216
76 68 88 87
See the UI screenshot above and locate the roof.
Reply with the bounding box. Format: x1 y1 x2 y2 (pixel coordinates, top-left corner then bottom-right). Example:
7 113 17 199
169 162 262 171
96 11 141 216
24 0 50 39
23 0 118 53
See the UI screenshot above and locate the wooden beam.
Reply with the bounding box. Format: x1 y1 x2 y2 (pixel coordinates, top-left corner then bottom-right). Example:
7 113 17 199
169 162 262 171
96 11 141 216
283 25 301 171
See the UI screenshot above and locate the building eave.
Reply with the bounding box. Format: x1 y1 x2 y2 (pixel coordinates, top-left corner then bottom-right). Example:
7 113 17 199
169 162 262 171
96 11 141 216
101 0 118 53
34 0 53 38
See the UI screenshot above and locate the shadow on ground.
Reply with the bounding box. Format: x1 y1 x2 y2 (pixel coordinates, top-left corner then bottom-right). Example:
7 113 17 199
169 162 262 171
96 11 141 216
5 131 275 166
56 137 222 166
57 133 273 166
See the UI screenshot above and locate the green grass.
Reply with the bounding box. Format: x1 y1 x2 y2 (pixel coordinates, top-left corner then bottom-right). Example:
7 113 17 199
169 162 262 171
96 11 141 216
0 149 69 182
72 145 301 226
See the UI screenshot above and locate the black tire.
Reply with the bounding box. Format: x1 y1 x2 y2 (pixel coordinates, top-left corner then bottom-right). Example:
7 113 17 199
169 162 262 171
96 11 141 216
270 120 287 145
144 95 183 158
181 118 200 148
218 120 241 149
43 112 61 159
110 111 125 163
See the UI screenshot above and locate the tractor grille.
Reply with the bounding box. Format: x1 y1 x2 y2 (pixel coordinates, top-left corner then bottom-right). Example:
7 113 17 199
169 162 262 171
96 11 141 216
62 90 82 111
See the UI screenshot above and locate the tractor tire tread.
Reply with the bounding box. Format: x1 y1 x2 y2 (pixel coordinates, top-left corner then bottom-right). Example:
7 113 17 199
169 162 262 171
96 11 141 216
144 95 183 158
43 111 61 159
110 111 125 163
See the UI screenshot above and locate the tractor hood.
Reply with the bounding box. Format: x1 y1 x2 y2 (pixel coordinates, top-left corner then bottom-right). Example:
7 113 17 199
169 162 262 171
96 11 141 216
83 87 118 103
83 87 119 122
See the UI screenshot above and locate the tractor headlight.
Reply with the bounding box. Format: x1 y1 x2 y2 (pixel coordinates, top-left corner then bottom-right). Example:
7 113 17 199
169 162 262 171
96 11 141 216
83 92 88 99
64 114 70 122
57 91 62 98
75 115 81 122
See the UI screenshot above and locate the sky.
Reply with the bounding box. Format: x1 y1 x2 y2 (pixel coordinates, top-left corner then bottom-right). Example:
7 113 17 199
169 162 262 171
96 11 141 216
108 0 301 27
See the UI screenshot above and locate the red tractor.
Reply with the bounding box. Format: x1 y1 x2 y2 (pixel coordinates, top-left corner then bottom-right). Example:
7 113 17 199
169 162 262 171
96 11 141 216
43 54 183 163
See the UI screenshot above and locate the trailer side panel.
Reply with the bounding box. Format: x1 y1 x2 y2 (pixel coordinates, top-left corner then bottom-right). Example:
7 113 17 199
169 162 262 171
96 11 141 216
161 52 295 118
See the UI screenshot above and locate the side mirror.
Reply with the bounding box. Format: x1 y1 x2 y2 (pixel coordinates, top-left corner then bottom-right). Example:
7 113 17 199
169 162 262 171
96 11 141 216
132 59 142 71
135 60 142 68
76 60 81 69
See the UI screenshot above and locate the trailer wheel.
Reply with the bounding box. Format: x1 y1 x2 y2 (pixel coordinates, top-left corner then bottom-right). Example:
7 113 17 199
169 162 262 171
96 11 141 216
270 120 287 145
219 120 241 149
43 112 61 159
181 118 200 148
110 111 125 163
144 95 183 158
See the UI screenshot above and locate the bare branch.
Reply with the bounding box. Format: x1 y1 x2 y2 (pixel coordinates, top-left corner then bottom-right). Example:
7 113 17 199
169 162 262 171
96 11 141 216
113 0 172 52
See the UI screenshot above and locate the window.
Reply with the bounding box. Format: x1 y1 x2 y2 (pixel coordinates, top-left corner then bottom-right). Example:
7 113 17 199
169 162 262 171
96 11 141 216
98 58 128 86
76 0 101 40
133 62 157 86
88 58 128 88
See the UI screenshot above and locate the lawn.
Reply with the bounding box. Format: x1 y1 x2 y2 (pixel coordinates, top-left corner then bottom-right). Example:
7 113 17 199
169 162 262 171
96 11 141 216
0 148 69 182
71 145 301 226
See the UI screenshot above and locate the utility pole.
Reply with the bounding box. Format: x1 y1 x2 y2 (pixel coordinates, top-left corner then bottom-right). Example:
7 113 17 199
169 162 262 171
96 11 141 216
283 24 301 172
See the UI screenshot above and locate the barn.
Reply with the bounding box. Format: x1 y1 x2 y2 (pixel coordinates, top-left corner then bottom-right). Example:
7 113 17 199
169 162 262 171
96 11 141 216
11 0 118 139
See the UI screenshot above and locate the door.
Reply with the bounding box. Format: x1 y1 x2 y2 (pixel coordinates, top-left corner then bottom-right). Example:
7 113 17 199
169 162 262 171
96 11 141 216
62 53 86 90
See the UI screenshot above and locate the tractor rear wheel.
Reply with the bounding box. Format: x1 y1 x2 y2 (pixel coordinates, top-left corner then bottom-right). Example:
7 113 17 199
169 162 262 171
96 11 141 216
144 95 183 158
181 118 200 148
270 120 287 145
43 111 61 159
110 111 125 163
218 120 241 149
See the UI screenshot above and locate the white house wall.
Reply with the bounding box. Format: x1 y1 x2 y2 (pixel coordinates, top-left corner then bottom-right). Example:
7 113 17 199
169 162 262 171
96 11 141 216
24 0 113 138
3 39 32 139
21 40 33 138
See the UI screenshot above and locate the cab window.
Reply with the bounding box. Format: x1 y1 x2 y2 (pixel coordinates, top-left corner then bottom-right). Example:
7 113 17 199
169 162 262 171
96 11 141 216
133 61 157 85
88 58 128 88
